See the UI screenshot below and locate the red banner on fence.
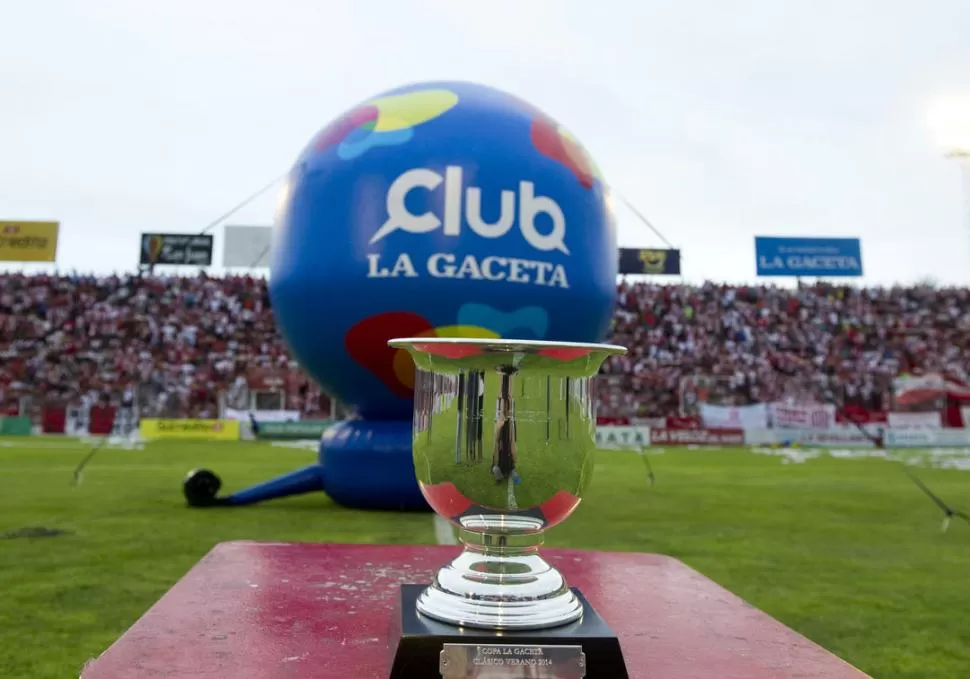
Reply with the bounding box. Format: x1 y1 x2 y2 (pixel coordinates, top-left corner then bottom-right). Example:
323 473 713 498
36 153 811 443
42 406 66 434
88 406 117 435
597 416 630 426
649 428 745 446
665 416 702 430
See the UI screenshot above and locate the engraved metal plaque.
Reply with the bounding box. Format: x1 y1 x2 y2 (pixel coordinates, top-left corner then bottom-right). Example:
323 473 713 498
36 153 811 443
440 643 587 679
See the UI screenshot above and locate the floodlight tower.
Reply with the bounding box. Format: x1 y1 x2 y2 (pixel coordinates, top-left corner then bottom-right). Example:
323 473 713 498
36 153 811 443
943 145 970 242
950 152 970 234
928 94 970 257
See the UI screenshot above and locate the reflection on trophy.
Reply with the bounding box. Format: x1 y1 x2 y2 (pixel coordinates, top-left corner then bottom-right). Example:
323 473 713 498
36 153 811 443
388 338 629 679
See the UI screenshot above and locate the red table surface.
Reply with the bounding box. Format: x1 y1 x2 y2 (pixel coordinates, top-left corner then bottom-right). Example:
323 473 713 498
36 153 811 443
81 541 869 679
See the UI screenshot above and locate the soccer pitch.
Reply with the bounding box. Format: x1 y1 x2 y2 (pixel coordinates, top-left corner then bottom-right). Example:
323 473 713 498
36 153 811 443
2 438 969 678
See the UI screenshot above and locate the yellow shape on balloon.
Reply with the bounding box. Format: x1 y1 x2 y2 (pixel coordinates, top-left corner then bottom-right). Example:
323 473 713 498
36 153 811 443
392 325 499 390
559 124 604 181
369 90 460 133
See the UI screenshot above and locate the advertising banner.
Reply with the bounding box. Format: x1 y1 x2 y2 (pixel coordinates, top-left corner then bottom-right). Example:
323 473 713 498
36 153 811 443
698 403 768 430
744 427 879 447
787 428 876 448
140 233 213 266
769 402 836 430
617 248 681 275
0 220 59 262
140 419 240 440
223 408 301 423
755 237 863 277
884 429 970 448
223 225 272 268
650 428 745 446
0 416 32 436
595 426 650 449
255 420 334 440
887 411 942 429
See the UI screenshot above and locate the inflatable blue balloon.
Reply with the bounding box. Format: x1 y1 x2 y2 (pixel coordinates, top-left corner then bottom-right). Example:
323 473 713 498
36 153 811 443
270 80 618 419
190 81 617 512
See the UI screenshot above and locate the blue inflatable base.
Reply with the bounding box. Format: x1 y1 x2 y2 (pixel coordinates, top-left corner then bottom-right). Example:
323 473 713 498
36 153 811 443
223 419 430 512
320 419 429 511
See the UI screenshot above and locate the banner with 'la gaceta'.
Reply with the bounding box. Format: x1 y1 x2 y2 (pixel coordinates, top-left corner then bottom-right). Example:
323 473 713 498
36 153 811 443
886 411 941 429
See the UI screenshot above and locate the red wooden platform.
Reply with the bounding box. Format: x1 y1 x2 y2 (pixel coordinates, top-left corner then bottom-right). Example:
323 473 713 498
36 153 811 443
81 541 870 678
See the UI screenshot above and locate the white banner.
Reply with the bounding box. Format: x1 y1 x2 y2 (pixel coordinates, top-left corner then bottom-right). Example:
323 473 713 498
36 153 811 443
769 402 836 430
887 411 941 429
223 225 272 268
66 407 87 436
884 429 970 448
963 407 970 429
595 426 650 449
698 403 768 430
224 408 301 423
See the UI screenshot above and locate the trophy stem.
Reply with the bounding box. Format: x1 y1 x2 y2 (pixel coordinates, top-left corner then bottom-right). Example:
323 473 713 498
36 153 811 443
415 523 583 630
457 526 545 555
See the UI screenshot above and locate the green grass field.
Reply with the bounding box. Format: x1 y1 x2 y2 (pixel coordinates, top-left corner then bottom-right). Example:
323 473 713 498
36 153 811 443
2 438 970 678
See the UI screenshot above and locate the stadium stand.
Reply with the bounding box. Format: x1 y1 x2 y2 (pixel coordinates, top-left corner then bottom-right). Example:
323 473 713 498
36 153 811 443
0 272 326 428
2 273 969 427
603 280 970 423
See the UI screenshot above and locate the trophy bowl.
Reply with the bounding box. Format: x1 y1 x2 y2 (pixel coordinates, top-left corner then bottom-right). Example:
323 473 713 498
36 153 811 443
389 338 627 632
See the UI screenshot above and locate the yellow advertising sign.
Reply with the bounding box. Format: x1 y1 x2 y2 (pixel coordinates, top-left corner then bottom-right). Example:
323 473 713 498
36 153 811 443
0 221 59 262
139 419 241 441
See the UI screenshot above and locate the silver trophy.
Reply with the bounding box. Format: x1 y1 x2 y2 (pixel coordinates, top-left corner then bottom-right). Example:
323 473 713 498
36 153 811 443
388 337 627 633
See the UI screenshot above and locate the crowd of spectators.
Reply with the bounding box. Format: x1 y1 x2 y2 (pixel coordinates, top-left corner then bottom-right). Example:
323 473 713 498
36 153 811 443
601 280 970 419
0 272 294 420
2 272 969 421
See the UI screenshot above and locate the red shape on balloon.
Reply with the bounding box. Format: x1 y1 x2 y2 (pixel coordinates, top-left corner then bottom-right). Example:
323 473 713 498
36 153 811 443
311 105 379 150
530 118 594 189
345 312 433 399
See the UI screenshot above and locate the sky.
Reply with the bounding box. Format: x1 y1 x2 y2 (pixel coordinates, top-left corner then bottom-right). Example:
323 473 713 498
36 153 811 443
2 0 970 285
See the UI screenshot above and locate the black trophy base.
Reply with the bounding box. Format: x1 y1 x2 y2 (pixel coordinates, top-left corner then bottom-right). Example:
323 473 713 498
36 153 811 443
388 584 629 679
